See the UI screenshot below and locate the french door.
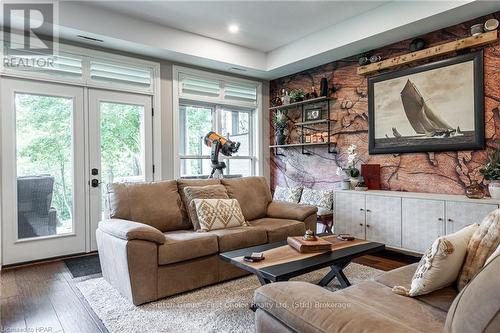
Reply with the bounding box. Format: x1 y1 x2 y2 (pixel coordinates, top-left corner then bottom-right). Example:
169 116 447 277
1 78 86 264
88 90 152 250
1 79 153 264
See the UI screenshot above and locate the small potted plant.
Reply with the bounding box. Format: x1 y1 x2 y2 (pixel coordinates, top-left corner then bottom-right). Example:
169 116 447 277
290 89 306 102
273 110 288 145
480 147 500 198
336 144 361 189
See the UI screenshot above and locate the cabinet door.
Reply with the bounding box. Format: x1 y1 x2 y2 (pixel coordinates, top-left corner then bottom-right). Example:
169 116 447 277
402 198 445 253
366 195 402 247
446 201 498 234
334 192 366 239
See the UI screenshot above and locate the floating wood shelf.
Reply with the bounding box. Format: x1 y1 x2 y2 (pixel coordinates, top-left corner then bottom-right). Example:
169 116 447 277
357 30 498 75
269 142 332 148
269 96 332 110
294 119 331 126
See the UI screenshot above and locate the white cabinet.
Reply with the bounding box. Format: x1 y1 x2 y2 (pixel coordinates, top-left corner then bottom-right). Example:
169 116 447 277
366 195 402 247
402 198 445 253
445 201 498 234
335 192 366 239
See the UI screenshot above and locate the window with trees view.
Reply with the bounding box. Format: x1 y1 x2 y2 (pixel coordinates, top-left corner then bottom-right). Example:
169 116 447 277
179 104 253 178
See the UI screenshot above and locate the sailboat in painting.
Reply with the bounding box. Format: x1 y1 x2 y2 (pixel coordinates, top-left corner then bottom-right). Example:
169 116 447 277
399 79 458 138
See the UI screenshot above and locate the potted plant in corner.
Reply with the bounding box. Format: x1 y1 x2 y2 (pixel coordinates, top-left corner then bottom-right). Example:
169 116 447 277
273 110 288 146
290 89 306 103
480 147 500 199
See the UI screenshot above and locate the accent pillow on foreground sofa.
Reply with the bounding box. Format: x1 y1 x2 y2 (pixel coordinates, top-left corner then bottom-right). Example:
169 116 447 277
393 223 478 297
184 184 229 230
457 208 500 290
193 198 247 231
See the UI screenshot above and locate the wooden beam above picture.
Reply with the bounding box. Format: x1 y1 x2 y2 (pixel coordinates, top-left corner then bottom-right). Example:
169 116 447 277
357 30 498 75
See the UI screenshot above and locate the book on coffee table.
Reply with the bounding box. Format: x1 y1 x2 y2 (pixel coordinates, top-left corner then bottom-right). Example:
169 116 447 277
287 236 332 253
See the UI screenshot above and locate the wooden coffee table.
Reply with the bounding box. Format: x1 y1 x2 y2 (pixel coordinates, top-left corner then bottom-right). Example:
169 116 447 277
219 235 384 288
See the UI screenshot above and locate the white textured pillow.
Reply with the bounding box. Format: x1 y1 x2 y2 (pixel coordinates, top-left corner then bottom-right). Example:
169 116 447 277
273 186 302 203
193 198 247 232
393 223 478 297
299 188 333 210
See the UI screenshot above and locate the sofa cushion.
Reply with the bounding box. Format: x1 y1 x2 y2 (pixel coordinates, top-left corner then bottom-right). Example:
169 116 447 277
177 178 221 229
394 224 477 297
273 186 302 203
158 230 219 265
194 199 247 232
107 181 184 232
445 253 500 333
254 281 445 333
183 185 229 230
266 201 317 222
249 218 306 243
457 209 500 290
208 226 267 252
222 177 272 221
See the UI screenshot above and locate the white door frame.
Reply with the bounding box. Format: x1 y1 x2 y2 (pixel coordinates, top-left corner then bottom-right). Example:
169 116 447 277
0 78 87 265
87 89 153 251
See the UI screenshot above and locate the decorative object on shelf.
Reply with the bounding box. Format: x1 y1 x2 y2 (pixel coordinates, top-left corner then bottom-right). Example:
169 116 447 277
305 107 321 121
283 90 291 105
354 179 368 191
358 30 498 75
358 56 370 66
369 55 381 63
338 144 360 189
484 18 499 32
480 147 500 199
303 229 317 241
309 86 318 99
273 110 288 145
409 38 426 52
368 51 484 154
361 164 381 190
465 181 485 199
340 180 350 190
271 92 283 107
470 23 484 36
290 88 306 102
320 77 329 97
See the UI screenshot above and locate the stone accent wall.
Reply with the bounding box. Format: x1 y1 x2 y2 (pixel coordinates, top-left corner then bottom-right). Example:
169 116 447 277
270 12 500 195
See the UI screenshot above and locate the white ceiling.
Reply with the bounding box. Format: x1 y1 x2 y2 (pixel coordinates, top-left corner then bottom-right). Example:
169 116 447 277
85 1 389 52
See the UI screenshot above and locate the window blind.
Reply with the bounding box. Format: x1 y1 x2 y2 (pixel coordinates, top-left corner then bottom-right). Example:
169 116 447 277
224 83 257 102
179 74 220 97
89 61 152 88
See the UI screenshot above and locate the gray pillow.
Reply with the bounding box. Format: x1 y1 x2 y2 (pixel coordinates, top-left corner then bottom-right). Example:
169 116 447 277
183 185 229 230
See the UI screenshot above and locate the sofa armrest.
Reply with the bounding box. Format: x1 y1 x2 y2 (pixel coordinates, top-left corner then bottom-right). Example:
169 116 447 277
266 201 317 222
98 219 165 244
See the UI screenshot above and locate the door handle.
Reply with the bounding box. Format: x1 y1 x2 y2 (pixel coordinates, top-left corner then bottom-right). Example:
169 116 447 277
91 168 99 176
438 218 443 221
447 218 453 222
360 208 364 211
91 179 100 188
366 209 371 213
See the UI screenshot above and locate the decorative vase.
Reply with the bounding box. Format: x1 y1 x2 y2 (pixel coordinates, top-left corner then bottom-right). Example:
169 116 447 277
465 181 485 199
488 180 500 199
275 129 287 145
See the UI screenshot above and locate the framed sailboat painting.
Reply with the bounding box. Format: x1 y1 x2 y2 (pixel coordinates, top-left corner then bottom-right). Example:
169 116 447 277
368 50 484 154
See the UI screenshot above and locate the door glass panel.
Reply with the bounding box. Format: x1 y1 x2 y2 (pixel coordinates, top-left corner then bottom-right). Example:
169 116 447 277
100 102 145 214
15 93 74 239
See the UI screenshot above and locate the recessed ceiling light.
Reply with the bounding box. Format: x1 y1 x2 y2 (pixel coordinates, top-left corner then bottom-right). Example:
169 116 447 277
228 24 239 34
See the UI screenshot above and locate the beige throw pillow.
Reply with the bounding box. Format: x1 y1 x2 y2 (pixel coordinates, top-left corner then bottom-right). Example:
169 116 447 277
393 224 478 297
457 209 500 290
183 185 229 230
194 198 247 232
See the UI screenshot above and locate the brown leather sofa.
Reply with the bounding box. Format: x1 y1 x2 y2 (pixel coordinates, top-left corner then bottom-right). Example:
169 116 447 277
253 253 500 333
96 176 317 305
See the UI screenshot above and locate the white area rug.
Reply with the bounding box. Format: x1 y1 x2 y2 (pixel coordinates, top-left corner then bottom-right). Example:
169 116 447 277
77 263 382 333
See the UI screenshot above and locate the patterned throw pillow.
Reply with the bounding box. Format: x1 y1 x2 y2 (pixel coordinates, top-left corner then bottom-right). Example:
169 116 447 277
193 199 247 232
392 224 478 297
183 185 229 230
457 209 500 290
273 186 303 203
299 188 333 210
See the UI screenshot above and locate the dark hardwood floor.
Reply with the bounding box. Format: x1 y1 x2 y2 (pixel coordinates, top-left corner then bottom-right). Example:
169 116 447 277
0 251 414 333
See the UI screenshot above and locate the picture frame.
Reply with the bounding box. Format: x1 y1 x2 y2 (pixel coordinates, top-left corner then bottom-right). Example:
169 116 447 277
305 107 322 121
368 51 484 154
